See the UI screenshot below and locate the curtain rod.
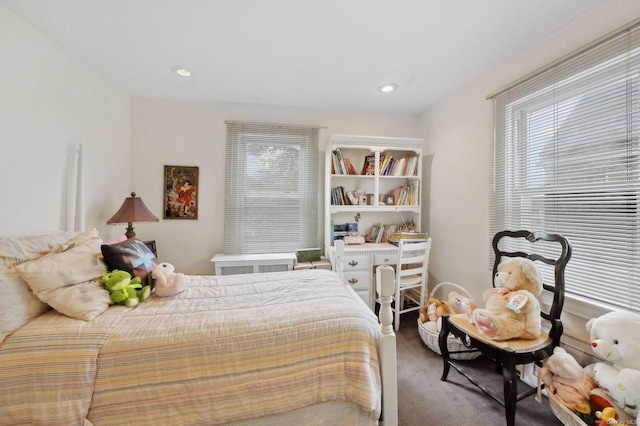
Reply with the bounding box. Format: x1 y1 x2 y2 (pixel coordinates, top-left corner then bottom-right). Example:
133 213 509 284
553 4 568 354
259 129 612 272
486 17 640 100
225 120 327 130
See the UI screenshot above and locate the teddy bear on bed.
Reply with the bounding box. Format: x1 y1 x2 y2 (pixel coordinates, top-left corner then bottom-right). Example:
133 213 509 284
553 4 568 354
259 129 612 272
584 311 640 423
101 269 151 307
472 257 543 341
151 262 187 297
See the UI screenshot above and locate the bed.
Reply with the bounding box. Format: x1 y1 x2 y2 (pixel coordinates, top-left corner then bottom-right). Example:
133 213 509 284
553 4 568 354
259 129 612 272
0 230 397 426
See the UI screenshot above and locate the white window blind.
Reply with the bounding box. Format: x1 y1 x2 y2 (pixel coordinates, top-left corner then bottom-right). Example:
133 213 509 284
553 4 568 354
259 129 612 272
489 20 640 312
224 121 319 254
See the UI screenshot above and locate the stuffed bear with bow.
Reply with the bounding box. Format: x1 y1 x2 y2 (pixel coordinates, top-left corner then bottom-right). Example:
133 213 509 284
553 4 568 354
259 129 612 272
472 257 543 341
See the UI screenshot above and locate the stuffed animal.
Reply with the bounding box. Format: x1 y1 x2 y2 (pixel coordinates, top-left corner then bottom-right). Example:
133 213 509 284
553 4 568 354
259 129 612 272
472 257 543 340
585 311 640 420
101 269 150 307
151 262 187 297
448 290 478 319
419 296 452 324
536 347 596 415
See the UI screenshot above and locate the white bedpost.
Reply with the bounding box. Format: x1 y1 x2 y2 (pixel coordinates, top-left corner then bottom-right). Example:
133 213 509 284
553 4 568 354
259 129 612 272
65 144 78 232
376 265 398 426
334 240 345 278
75 143 84 231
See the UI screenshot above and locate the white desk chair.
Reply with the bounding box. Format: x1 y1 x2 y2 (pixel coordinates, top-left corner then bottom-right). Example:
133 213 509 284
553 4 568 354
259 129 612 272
392 238 432 331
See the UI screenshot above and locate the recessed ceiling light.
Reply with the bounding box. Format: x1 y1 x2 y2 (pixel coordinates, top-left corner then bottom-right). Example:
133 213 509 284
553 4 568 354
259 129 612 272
175 68 192 77
377 83 398 93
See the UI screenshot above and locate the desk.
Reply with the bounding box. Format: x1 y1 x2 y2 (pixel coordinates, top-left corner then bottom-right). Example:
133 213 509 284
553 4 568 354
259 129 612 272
326 242 399 309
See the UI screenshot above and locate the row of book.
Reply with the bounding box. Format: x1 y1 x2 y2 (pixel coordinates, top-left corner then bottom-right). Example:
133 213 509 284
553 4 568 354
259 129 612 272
331 149 419 176
331 185 419 206
331 186 355 205
367 223 402 244
368 225 426 244
331 149 358 175
388 183 419 206
378 154 419 177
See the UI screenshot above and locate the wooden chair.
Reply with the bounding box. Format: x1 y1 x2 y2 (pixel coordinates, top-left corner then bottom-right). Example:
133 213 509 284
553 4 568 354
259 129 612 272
438 230 571 426
392 238 432 331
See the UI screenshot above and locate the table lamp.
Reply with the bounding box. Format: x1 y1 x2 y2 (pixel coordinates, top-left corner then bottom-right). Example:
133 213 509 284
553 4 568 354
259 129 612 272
107 192 159 238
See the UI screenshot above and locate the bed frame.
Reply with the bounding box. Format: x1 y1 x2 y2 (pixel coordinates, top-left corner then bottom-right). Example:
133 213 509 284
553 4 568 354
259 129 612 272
334 240 398 426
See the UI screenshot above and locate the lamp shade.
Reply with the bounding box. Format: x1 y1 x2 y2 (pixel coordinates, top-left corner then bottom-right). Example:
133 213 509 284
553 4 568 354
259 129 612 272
107 192 159 238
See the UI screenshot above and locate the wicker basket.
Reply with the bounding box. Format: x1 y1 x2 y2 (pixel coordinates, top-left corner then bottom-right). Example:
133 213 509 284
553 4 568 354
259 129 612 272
547 392 588 426
417 282 480 360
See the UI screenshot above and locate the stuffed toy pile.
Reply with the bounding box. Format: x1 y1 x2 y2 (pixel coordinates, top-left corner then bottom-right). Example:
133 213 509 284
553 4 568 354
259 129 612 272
419 285 477 332
536 311 640 425
101 270 150 307
472 257 543 341
151 262 187 297
536 347 596 418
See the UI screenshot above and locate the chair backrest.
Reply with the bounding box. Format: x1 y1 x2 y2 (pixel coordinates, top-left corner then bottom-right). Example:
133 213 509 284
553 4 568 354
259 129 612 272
396 239 431 281
491 230 572 347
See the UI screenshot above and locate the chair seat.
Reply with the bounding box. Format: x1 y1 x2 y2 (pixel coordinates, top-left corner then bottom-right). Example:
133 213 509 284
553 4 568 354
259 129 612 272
399 274 423 287
449 314 552 353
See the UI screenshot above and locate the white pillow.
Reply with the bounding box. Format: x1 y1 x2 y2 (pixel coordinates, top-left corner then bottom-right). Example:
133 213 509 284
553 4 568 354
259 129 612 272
16 230 110 321
0 272 49 334
0 230 76 334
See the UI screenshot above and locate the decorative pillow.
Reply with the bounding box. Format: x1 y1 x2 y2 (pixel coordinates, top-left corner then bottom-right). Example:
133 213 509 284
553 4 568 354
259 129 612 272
15 230 110 321
0 271 50 333
0 230 77 272
101 237 158 284
0 230 77 334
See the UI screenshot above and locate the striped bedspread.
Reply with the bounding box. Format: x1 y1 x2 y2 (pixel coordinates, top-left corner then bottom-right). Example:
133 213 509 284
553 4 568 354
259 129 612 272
0 269 382 425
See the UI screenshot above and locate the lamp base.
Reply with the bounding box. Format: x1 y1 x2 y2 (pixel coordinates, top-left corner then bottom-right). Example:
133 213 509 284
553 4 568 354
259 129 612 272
125 223 136 239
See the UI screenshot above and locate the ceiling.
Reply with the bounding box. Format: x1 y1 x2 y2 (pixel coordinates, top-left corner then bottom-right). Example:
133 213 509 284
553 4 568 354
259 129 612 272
3 0 606 114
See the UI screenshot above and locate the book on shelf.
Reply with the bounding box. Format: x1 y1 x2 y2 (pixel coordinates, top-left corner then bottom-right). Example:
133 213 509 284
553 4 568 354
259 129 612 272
344 158 357 175
362 155 375 175
388 232 428 244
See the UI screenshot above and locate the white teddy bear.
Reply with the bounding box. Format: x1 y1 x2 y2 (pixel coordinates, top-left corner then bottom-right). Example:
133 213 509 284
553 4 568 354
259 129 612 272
585 311 640 419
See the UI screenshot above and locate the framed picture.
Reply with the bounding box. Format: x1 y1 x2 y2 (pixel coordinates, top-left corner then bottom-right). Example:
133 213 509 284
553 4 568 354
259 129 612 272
164 165 199 219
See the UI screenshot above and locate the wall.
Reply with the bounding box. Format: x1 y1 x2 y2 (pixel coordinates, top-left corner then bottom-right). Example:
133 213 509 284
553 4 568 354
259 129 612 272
130 99 421 274
0 5 130 238
420 0 640 345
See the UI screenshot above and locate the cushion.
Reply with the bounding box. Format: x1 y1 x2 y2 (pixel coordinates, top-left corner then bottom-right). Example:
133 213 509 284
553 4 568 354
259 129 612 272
0 271 50 333
0 231 77 334
15 229 110 321
101 237 158 284
0 230 77 272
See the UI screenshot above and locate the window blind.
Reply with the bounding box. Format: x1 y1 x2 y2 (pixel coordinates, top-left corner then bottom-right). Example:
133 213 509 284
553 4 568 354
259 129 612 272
489 20 640 312
224 121 319 254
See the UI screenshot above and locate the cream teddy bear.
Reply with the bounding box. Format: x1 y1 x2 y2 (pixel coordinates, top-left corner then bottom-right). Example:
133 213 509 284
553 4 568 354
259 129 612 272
472 257 543 341
151 262 187 297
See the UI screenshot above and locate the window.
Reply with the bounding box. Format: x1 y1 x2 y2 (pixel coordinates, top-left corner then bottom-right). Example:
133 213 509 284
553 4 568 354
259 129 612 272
489 22 640 312
224 122 319 254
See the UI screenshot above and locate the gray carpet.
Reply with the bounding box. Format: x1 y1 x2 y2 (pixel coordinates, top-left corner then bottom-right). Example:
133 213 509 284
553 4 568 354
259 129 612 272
395 311 563 426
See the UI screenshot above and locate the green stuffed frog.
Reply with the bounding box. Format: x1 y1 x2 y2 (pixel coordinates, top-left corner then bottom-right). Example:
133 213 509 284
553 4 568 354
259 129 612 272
101 270 150 308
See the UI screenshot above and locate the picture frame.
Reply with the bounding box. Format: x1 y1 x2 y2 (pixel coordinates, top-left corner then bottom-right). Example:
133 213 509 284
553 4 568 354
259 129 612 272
164 165 199 220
